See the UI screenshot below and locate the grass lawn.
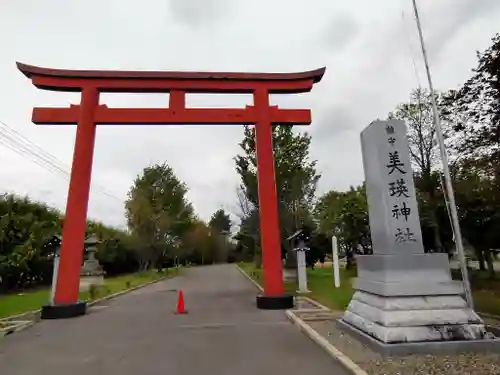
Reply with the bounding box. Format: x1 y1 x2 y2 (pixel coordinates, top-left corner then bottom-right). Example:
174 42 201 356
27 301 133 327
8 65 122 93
0 269 174 319
239 262 500 316
306 266 357 310
453 270 500 317
239 262 356 310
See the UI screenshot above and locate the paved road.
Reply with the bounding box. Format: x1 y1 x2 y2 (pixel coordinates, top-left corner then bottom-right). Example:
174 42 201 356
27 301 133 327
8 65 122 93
0 265 348 374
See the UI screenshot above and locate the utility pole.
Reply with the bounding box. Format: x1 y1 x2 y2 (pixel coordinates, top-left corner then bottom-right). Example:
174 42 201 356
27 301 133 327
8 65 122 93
411 0 473 308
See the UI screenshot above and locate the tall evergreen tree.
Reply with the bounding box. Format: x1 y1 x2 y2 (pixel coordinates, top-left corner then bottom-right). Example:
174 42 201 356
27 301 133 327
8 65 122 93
444 33 500 180
234 125 320 269
209 209 232 234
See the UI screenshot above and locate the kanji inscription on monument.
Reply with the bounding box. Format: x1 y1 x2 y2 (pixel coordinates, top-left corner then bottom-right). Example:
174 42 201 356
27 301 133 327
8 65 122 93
360 119 423 254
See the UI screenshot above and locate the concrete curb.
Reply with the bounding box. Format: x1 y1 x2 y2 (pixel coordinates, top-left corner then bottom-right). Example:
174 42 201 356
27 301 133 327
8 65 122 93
300 296 331 311
87 274 171 308
0 273 173 326
236 264 264 292
285 310 368 375
0 320 35 337
236 265 328 310
236 264 367 375
0 308 42 323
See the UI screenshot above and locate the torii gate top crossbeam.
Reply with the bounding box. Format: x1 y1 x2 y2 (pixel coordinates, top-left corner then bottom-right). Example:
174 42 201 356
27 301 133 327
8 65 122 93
17 62 326 126
17 62 325 94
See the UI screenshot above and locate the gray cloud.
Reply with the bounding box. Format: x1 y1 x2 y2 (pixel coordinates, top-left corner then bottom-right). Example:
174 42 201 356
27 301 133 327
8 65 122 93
361 0 500 74
311 105 359 141
167 0 232 28
320 13 359 51
419 0 500 60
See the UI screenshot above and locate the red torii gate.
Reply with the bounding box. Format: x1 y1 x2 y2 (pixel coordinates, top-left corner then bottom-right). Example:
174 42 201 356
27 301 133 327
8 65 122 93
17 62 325 319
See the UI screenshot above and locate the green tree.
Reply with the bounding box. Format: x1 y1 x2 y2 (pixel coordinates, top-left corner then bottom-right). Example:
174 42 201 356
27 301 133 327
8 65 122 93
233 206 260 265
233 186 261 265
0 194 61 290
314 190 345 238
388 88 447 253
306 227 329 268
125 162 194 271
336 185 371 268
451 158 500 277
444 33 500 181
89 221 139 276
209 209 231 234
0 193 134 292
441 33 500 274
208 208 233 263
314 185 370 269
234 125 320 270
181 219 216 265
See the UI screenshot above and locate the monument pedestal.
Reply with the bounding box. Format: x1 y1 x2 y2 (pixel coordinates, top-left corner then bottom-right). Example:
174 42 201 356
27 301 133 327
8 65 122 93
78 240 105 292
341 253 486 344
79 274 104 292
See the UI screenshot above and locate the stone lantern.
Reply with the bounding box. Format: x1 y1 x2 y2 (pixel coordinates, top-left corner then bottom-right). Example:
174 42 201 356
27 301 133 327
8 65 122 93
48 234 62 305
79 235 105 291
286 227 311 294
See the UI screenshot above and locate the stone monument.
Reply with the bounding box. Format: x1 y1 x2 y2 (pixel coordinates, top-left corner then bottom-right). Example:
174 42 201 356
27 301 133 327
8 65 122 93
338 119 499 356
79 235 105 292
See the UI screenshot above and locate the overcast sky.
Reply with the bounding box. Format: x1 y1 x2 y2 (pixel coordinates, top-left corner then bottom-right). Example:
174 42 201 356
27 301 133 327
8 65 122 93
0 0 499 229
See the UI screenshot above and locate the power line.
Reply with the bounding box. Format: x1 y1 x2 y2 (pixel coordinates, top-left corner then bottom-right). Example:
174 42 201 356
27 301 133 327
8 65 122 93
0 119 123 203
0 128 70 178
401 9 423 90
0 123 72 172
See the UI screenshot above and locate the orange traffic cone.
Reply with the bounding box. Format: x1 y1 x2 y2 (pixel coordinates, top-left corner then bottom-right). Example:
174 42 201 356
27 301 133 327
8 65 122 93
175 289 187 314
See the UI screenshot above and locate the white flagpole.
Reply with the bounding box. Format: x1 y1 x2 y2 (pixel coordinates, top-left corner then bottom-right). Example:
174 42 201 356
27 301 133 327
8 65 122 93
411 0 473 308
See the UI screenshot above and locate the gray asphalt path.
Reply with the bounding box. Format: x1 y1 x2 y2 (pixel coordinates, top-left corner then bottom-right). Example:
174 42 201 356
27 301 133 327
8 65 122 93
0 264 349 374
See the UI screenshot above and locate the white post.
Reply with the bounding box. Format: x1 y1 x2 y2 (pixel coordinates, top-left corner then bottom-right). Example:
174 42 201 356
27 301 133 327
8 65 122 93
49 254 60 305
296 245 310 293
332 236 340 288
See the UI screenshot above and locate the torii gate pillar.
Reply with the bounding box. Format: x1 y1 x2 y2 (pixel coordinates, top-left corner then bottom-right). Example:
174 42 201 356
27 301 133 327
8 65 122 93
17 62 325 318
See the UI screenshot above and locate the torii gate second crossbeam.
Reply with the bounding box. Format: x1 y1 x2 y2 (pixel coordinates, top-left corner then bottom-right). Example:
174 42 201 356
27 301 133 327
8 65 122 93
17 62 325 319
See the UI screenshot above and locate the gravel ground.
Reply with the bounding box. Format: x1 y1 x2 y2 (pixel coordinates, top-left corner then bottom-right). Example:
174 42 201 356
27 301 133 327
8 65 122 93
300 311 500 375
